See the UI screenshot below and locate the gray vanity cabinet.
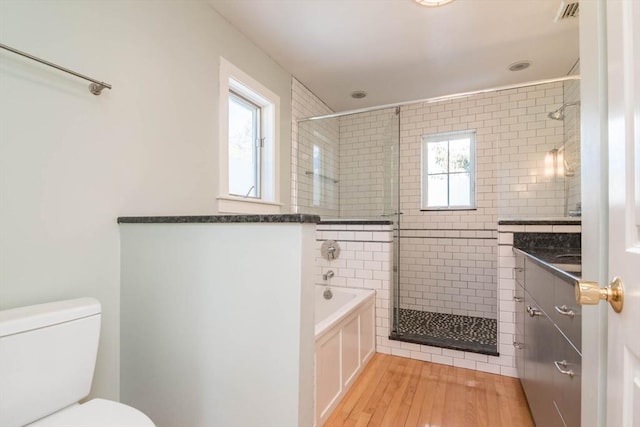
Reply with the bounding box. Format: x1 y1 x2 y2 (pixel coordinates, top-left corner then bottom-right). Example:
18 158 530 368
552 331 582 427
514 284 526 379
523 290 563 427
551 275 582 350
514 253 525 379
514 251 581 427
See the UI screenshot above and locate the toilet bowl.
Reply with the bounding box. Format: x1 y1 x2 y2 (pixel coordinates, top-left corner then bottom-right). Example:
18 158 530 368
0 298 155 427
27 399 154 426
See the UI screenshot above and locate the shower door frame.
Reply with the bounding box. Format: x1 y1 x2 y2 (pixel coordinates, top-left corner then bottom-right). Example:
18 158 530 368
381 107 402 336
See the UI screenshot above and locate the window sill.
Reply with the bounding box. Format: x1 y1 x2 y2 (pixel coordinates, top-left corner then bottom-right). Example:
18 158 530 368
217 196 282 214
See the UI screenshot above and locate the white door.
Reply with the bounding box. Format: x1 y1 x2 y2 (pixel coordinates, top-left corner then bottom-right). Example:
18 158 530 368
605 0 640 426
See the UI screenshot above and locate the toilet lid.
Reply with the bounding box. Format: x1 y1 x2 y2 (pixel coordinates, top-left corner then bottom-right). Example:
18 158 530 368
28 399 155 427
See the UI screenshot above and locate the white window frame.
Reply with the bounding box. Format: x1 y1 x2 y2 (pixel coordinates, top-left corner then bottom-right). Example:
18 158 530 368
420 130 477 210
218 57 281 214
228 90 262 199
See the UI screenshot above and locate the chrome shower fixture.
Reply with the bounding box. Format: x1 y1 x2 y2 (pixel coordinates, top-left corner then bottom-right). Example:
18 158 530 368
548 101 580 120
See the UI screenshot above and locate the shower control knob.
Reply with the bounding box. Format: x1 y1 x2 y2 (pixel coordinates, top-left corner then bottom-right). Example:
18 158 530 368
321 240 341 261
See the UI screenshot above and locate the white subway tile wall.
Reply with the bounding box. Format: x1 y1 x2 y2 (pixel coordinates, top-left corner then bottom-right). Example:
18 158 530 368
338 108 398 219
315 222 394 357
294 79 572 221
400 82 566 224
293 80 398 219
315 222 515 378
398 231 498 319
563 78 581 213
390 82 568 319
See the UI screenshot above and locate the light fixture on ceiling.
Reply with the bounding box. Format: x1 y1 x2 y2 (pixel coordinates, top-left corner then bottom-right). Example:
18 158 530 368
508 60 532 72
351 90 367 99
414 0 455 6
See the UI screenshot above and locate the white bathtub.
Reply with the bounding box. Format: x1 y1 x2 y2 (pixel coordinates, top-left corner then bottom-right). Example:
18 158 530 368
314 286 376 426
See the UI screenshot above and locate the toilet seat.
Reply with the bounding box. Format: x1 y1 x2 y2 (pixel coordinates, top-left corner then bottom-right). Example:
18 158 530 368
27 399 154 427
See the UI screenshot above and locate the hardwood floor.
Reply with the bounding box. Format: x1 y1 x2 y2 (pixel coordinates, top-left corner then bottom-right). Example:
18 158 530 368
324 353 534 427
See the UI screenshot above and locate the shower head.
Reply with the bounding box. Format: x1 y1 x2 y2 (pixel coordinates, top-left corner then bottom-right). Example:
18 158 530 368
547 101 581 121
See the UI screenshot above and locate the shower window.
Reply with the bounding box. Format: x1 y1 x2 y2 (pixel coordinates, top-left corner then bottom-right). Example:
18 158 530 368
312 145 322 207
421 130 476 210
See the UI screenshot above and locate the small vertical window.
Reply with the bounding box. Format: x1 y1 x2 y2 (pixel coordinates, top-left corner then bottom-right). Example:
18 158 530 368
421 130 476 210
228 91 261 198
218 57 281 214
312 144 321 207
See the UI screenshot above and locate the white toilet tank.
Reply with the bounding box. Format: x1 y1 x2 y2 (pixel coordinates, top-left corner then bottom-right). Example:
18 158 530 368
0 298 102 427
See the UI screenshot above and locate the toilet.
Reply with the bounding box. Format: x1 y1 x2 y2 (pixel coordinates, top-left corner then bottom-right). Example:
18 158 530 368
0 298 154 427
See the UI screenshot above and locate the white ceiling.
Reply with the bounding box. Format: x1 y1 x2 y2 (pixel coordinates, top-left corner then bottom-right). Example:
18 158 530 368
209 0 579 113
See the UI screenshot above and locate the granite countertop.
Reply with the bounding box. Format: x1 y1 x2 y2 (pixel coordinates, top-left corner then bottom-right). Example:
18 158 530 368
513 247 581 283
499 218 581 225
513 232 581 250
319 219 393 225
117 214 321 224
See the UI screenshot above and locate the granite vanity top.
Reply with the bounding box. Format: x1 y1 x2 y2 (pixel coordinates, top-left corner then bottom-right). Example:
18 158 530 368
319 219 393 225
513 231 580 250
513 231 581 283
499 218 581 225
117 214 321 224
513 247 581 283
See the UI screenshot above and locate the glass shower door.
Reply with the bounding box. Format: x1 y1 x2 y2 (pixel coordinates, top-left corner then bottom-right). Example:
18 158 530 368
381 107 401 334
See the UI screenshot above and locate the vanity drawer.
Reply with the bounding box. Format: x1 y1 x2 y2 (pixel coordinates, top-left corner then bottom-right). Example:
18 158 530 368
524 258 554 314
552 276 581 351
514 284 526 379
514 284 525 334
514 251 525 287
523 291 564 427
552 331 581 427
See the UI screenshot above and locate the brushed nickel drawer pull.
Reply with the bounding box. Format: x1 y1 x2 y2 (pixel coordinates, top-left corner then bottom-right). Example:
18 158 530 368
513 296 524 302
554 360 575 377
554 304 576 318
527 305 542 317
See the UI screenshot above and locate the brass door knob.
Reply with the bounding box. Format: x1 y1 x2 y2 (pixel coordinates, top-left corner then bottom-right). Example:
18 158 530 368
575 277 624 313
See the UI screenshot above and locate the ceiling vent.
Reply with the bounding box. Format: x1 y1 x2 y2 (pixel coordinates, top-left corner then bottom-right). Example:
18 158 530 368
555 1 579 22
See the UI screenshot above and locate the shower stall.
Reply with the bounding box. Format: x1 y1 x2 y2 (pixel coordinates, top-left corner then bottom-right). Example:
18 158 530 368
296 77 580 356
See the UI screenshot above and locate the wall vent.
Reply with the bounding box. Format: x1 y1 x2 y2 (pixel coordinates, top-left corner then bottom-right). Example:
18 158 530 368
555 1 579 22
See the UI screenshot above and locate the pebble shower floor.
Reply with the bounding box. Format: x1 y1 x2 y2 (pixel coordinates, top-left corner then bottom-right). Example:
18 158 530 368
393 309 498 355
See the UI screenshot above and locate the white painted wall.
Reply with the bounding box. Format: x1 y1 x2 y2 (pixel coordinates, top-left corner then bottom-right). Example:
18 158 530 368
0 0 292 401
119 222 315 427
